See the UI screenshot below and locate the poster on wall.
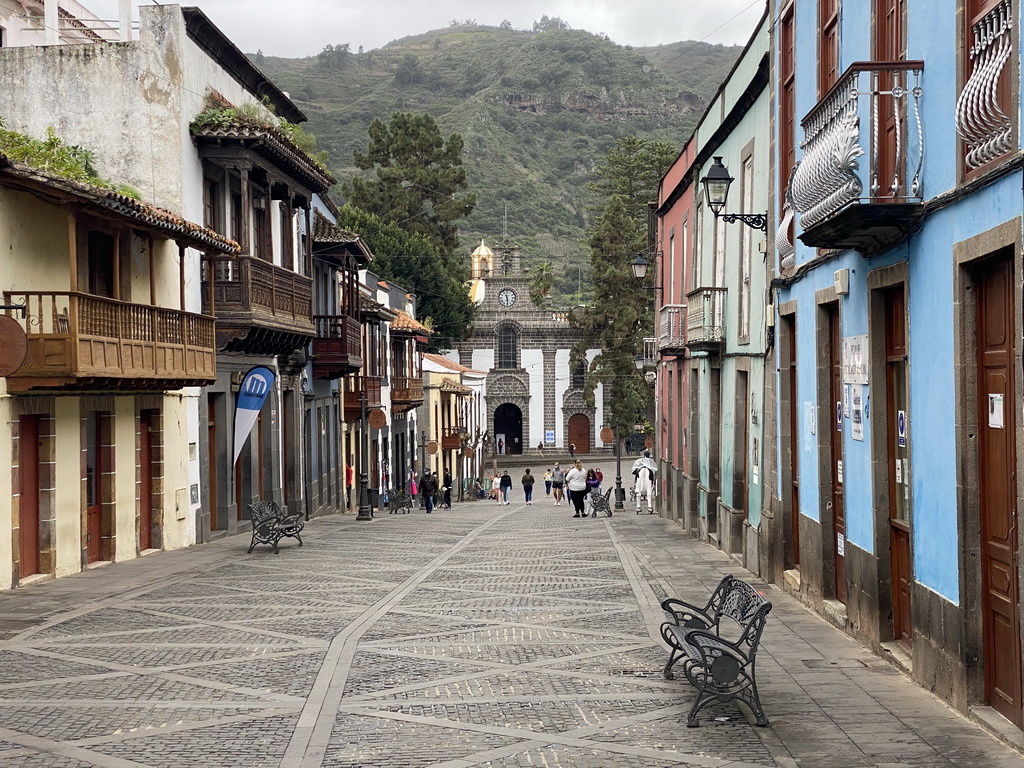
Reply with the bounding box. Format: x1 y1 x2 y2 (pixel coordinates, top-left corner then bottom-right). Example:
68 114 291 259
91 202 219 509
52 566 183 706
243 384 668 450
842 335 869 384
988 394 1005 429
545 429 555 444
851 385 864 441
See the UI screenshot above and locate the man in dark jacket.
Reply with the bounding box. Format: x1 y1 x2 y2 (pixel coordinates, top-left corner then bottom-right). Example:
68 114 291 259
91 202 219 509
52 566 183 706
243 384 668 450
443 467 453 509
420 471 438 514
499 470 513 505
521 469 535 505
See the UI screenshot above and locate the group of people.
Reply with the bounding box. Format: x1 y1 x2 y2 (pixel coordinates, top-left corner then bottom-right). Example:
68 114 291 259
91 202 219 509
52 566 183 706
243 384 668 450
413 467 453 514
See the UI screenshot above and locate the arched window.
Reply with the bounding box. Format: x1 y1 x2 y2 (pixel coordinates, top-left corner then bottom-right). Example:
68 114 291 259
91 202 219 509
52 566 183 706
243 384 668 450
571 359 586 389
497 326 518 369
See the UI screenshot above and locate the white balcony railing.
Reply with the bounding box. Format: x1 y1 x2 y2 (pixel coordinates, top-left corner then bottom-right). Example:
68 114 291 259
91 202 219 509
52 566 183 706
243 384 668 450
658 304 686 350
685 287 726 347
791 62 924 232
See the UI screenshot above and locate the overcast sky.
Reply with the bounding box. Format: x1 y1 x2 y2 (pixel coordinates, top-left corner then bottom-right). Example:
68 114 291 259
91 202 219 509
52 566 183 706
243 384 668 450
84 0 765 57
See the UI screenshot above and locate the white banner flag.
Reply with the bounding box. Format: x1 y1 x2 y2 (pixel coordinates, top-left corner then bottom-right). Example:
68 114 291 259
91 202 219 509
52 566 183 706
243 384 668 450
233 366 275 466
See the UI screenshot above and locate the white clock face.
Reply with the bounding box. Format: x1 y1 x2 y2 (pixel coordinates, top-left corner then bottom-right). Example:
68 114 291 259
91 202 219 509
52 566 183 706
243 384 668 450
498 288 517 307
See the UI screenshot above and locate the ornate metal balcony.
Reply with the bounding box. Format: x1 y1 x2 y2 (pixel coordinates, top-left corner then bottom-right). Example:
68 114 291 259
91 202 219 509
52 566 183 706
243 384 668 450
391 376 424 411
203 255 313 356
956 0 1014 173
343 375 383 422
791 61 925 255
312 314 362 379
441 425 467 451
4 291 215 392
685 287 726 356
658 304 687 355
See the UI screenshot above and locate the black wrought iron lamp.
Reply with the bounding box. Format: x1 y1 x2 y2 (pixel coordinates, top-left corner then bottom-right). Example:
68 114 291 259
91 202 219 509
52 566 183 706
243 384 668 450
701 156 767 232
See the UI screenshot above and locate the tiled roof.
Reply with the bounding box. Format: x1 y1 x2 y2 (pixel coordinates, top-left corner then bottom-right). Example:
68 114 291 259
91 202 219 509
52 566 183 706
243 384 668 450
0 155 240 255
423 353 484 374
359 293 396 320
439 380 472 395
391 310 431 335
312 210 372 264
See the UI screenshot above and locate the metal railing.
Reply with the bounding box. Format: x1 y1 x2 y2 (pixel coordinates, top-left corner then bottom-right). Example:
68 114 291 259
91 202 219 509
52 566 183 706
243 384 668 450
791 61 924 231
685 287 727 346
658 304 686 350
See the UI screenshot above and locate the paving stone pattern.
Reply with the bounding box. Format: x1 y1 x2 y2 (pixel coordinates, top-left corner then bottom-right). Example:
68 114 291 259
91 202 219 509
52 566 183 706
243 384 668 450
0 502 1021 767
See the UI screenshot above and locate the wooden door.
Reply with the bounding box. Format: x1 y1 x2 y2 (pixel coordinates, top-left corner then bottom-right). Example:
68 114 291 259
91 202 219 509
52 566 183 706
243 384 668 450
786 315 800 565
208 398 219 531
139 412 154 551
18 415 41 577
86 412 103 563
976 254 1022 727
736 371 749 513
568 414 590 454
828 305 847 603
875 0 905 198
884 287 912 644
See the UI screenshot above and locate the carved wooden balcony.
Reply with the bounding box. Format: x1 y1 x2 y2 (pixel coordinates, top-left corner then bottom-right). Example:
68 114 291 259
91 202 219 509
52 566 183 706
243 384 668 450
312 314 362 379
343 375 383 422
792 61 925 255
4 291 215 392
204 255 314 355
658 304 687 356
391 376 424 411
441 425 467 451
685 287 726 356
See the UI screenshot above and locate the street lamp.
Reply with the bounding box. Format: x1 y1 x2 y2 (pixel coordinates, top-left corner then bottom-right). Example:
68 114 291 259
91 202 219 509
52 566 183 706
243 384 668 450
613 423 624 511
701 156 768 232
356 394 373 521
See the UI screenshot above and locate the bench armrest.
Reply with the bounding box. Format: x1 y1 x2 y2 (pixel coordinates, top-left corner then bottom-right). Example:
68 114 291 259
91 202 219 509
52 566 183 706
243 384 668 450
661 598 713 630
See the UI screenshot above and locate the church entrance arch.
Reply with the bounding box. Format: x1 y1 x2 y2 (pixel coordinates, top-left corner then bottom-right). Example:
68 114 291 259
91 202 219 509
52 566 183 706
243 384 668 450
567 413 590 454
494 403 523 455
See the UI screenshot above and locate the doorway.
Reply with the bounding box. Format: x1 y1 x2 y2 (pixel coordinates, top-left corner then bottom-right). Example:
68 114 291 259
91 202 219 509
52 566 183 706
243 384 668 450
826 303 846 604
208 397 219 532
494 403 523 455
782 313 800 567
567 413 590 454
19 415 41 577
139 410 156 552
85 411 108 563
974 253 1022 727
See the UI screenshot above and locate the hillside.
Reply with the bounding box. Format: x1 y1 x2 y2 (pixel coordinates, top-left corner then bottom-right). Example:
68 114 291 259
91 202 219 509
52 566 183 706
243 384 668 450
254 25 740 302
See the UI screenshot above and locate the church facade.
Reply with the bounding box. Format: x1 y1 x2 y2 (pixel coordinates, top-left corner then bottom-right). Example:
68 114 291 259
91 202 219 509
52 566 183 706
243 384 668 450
450 241 607 455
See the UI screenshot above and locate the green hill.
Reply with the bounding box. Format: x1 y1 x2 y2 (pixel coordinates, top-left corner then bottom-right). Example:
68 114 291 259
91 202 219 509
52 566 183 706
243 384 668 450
253 25 740 302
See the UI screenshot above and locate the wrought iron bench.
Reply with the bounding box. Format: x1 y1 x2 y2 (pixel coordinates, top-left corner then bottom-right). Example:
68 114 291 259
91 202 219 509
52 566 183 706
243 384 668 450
247 500 304 554
388 491 413 514
660 575 772 727
588 488 613 517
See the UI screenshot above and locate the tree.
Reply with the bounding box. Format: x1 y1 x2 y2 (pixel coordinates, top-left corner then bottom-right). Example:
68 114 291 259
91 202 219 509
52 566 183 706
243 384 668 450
591 136 678 223
335 204 475 350
317 43 351 70
499 19 513 30
344 112 476 257
528 261 554 306
394 54 424 85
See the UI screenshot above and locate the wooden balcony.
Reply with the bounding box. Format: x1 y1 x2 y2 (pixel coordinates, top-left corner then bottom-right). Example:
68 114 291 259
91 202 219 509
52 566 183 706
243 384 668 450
391 376 424 412
343 375 383 423
685 287 726 356
204 255 314 356
441 425 466 451
658 304 687 356
4 291 215 392
312 314 362 379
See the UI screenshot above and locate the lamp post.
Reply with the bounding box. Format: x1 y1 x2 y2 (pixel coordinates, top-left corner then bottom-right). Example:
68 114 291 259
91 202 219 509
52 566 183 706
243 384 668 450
613 422 624 511
701 156 767 232
356 395 373 521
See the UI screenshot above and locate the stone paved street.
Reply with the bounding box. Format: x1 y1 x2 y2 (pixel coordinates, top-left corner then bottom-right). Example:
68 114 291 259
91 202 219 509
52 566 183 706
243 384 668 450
1 499 1022 768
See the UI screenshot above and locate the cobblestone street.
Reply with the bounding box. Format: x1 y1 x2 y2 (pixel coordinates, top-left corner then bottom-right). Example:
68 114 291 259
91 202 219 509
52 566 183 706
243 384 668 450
1 500 1022 768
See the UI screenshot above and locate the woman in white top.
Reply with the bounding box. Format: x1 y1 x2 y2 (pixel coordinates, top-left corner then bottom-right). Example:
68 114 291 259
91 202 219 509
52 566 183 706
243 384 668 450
564 460 588 518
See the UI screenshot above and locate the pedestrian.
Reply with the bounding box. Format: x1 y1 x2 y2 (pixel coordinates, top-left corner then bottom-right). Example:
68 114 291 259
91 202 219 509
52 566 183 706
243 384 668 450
543 468 553 497
345 459 354 509
631 449 657 515
595 467 603 493
550 463 565 505
565 459 588 518
491 473 501 503
499 470 512 505
410 472 418 508
521 468 535 504
443 467 453 509
419 469 438 514
585 468 601 517
569 442 576 459
473 477 484 498
537 441 545 456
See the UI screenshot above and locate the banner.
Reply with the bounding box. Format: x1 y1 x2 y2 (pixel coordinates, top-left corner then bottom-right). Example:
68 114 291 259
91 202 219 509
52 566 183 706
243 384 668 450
233 366 276 466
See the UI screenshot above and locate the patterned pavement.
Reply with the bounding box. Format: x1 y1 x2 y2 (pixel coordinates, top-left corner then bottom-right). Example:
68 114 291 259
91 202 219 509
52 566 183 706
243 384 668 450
0 499 1021 767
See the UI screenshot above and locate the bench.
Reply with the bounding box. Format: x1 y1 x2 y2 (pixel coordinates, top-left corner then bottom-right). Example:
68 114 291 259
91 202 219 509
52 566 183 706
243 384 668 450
247 500 304 554
660 575 772 727
588 488 613 517
388 491 413 514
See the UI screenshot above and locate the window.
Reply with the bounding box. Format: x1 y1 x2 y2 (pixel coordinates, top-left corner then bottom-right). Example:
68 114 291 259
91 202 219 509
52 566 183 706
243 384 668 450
779 3 796 217
252 190 269 261
571 359 586 389
738 154 753 343
87 231 116 298
680 220 688 299
692 203 703 288
497 326 518 369
203 179 219 230
818 0 840 97
668 233 676 303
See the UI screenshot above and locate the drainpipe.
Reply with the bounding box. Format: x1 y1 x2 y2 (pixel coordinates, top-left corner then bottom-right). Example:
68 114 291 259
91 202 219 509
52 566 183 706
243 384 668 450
44 0 58 45
119 0 132 42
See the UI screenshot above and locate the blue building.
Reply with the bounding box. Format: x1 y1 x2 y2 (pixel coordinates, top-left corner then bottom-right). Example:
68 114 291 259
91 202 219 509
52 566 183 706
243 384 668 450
766 0 1024 732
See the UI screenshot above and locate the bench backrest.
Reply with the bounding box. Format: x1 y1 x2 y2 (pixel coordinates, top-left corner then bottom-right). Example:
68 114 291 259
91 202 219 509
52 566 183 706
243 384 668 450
714 579 772 657
250 500 282 523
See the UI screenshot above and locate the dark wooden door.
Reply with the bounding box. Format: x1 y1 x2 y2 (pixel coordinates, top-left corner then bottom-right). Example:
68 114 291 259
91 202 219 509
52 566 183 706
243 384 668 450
785 315 800 566
208 398 219 531
19 415 40 577
86 412 103 563
828 305 847 604
568 414 590 454
885 287 912 644
976 254 1022 727
736 371 749 513
875 0 905 198
139 411 154 552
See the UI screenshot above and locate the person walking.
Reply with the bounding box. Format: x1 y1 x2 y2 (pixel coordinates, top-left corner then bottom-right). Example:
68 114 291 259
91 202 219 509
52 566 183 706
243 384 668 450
442 467 453 509
410 472 418 508
491 473 501 503
499 470 513 505
543 468 553 497
569 442 576 459
565 460 588 518
550 463 566 505
631 450 657 514
521 469 535 504
419 470 438 514
594 467 604 493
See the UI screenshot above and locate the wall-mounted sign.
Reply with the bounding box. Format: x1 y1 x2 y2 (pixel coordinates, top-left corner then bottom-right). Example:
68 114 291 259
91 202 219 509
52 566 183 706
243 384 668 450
851 385 864 442
599 427 614 443
368 409 388 430
988 394 1004 429
897 410 907 447
842 335 869 384
545 430 555 444
0 315 28 377
427 441 439 455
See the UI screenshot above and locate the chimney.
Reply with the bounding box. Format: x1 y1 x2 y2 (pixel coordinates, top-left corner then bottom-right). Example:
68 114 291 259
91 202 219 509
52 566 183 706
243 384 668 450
44 0 58 45
119 0 132 42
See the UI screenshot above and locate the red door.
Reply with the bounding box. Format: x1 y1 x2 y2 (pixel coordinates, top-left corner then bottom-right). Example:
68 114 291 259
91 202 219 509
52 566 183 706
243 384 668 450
874 0 905 198
568 414 590 454
827 305 846 604
86 412 103 563
139 411 154 552
976 254 1022 727
19 415 40 577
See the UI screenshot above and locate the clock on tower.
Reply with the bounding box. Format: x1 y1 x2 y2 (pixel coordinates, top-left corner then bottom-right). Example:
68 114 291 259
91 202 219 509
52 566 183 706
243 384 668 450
497 288 517 307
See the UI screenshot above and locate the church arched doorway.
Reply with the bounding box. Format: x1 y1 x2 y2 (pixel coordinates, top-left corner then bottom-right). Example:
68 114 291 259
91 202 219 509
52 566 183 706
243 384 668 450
494 404 523 455
567 413 590 454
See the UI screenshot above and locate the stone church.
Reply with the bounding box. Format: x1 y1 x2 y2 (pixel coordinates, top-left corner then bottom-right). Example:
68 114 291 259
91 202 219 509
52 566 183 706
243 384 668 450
448 240 607 455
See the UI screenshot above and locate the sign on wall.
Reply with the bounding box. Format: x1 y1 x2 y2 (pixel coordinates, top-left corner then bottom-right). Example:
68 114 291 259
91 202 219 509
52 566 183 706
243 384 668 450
545 430 555 444
842 335 869 384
